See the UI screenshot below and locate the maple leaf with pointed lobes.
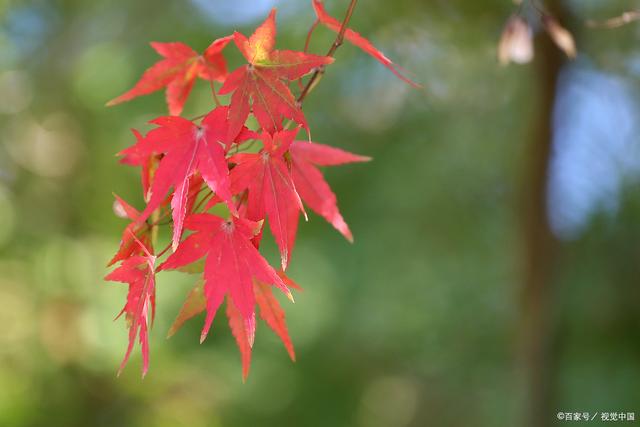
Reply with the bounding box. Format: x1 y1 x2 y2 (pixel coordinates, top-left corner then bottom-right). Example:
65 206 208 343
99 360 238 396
159 214 293 348
108 194 152 267
181 172 206 217
226 297 253 381
167 280 206 338
120 107 255 251
105 235 156 377
107 37 232 116
168 273 298 378
119 130 156 200
277 269 302 291
254 280 296 361
219 9 334 140
230 128 306 270
103 3 407 381
311 0 421 88
290 141 370 242
167 279 206 338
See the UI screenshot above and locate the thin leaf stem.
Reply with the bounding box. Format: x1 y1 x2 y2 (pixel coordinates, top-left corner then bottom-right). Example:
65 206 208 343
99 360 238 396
209 80 222 107
304 19 320 53
298 19 321 90
156 242 173 258
297 0 358 104
191 190 214 213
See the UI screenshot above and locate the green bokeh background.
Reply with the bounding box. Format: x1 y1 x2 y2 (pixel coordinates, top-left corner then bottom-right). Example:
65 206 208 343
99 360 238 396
0 1 639 426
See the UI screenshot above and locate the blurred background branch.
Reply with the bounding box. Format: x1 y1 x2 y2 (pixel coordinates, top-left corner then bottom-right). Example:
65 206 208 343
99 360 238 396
587 10 640 29
518 0 567 424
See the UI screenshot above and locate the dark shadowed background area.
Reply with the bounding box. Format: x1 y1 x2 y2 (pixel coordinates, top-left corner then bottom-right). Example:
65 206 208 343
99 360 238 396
0 0 638 426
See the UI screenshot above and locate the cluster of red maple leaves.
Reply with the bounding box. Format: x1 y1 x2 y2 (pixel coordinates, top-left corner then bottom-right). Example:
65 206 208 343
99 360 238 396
105 1 417 379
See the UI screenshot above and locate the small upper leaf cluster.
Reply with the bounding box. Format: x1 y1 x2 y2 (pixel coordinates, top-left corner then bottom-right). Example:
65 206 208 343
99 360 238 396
105 1 417 380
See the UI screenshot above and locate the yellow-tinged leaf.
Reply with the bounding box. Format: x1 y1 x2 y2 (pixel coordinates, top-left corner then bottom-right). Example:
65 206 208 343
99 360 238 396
167 280 206 338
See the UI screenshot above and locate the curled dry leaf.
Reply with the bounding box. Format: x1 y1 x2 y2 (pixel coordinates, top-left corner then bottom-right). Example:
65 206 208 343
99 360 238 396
543 16 577 59
113 198 129 219
498 15 534 66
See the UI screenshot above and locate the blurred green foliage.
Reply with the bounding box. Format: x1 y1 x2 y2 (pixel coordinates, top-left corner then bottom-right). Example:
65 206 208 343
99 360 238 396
0 0 639 426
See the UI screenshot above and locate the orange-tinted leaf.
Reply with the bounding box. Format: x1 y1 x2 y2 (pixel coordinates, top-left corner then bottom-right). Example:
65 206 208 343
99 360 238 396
167 280 206 338
220 9 333 139
278 270 302 291
254 280 295 361
226 297 253 381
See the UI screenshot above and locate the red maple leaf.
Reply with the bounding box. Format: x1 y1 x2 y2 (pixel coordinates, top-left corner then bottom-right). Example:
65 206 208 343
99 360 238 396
290 141 370 241
312 0 421 87
119 129 156 200
108 194 152 266
230 128 306 270
103 4 398 380
120 107 255 250
167 273 299 379
219 9 334 140
159 214 293 347
107 37 232 116
105 235 156 377
226 297 253 381
167 280 206 338
254 280 296 361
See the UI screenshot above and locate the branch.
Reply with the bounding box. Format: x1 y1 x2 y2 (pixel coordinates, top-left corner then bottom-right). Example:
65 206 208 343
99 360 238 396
297 0 358 105
586 10 640 29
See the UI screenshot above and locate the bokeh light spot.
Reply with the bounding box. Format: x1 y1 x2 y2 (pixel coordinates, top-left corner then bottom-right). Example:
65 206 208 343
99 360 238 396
0 70 32 114
73 42 134 109
4 113 84 178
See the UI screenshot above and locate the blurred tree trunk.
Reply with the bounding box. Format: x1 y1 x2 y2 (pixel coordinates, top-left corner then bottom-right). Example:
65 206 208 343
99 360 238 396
519 2 572 426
